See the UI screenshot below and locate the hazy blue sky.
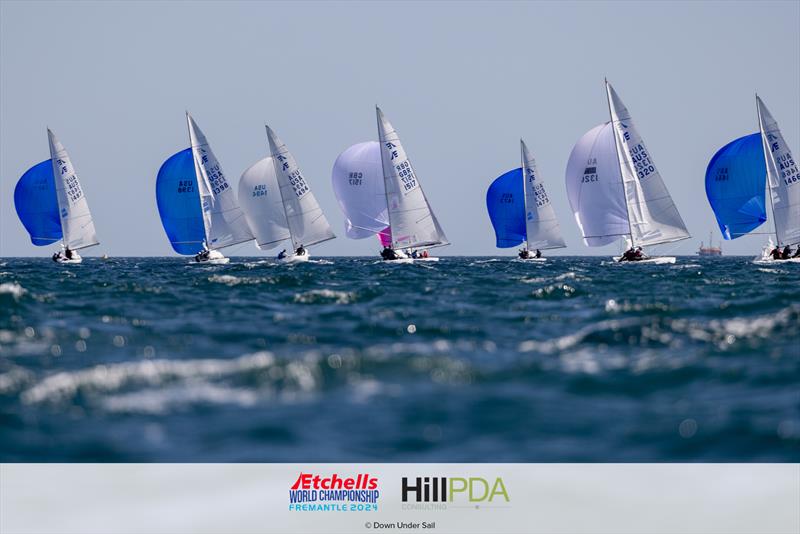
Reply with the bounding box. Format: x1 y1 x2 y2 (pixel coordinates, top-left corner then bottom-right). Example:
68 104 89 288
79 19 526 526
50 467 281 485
1 1 798 257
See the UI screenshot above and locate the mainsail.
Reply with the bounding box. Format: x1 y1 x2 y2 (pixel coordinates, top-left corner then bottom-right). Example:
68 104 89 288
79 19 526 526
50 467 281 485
14 160 62 246
187 113 253 250
331 141 389 239
156 148 206 255
605 82 690 247
238 157 291 249
565 123 629 247
704 133 767 240
265 126 335 248
521 140 565 250
48 129 99 250
757 96 800 246
376 107 448 250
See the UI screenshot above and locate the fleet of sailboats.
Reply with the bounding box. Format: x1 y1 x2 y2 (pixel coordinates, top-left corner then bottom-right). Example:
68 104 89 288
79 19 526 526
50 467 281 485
706 96 800 263
11 92 798 265
14 129 99 263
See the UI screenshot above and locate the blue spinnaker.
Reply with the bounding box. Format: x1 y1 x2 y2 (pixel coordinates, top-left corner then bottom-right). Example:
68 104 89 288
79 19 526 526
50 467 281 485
486 168 525 248
14 160 62 246
156 148 205 255
705 133 767 240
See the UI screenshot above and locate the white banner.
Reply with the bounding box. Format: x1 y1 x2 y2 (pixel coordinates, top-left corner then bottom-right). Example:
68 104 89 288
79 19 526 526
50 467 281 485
1 463 797 534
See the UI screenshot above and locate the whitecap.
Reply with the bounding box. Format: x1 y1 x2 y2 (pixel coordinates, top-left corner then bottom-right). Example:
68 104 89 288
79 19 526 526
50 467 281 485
293 289 355 304
0 282 27 300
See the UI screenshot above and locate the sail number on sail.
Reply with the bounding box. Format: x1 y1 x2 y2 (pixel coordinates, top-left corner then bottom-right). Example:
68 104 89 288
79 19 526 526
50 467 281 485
581 159 599 183
770 139 799 186
348 172 363 186
177 180 196 194
198 148 231 195
63 171 84 203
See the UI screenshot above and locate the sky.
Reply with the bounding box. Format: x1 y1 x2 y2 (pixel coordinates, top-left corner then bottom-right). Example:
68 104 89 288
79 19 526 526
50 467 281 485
1 1 798 257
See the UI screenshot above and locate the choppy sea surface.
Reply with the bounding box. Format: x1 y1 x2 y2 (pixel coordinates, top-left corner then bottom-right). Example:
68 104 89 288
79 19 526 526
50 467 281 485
0 256 798 462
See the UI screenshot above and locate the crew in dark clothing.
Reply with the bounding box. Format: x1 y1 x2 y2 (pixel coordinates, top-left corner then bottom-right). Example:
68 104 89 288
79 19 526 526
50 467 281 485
619 248 637 262
295 245 306 256
278 249 287 260
64 248 74 260
534 249 542 259
770 247 782 260
381 247 399 261
52 252 59 262
519 248 531 259
634 247 645 260
781 245 791 260
194 249 209 262
793 247 800 258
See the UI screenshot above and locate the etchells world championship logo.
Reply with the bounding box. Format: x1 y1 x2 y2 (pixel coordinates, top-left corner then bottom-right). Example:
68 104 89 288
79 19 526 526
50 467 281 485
289 473 380 512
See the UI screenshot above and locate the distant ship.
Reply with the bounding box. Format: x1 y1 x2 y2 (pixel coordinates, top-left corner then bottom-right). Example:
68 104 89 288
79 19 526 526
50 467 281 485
698 232 722 256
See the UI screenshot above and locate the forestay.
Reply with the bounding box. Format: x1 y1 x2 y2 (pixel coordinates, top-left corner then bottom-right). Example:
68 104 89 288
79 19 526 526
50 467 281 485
521 140 565 250
486 168 526 248
331 141 389 239
704 133 767 240
238 157 291 249
187 113 253 250
757 96 800 246
376 107 448 250
266 126 335 248
14 160 62 246
606 82 690 247
48 129 99 250
156 148 206 255
565 123 629 247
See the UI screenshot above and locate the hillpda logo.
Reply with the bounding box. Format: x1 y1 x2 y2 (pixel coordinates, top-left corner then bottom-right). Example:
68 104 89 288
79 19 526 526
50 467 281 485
400 476 510 510
288 473 380 512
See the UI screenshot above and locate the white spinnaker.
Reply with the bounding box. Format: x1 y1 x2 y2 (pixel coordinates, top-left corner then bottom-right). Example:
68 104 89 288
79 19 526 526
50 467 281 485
757 96 800 246
266 126 335 249
376 107 448 250
187 113 253 250
606 82 690 247
47 129 99 250
331 141 389 239
238 157 291 249
521 139 566 250
565 123 630 247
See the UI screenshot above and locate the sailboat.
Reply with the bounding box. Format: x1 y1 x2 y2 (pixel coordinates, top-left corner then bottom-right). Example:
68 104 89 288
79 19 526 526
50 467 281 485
375 107 449 261
331 108 449 262
238 125 336 262
565 81 690 264
706 97 800 263
486 140 566 261
156 112 253 264
14 129 99 263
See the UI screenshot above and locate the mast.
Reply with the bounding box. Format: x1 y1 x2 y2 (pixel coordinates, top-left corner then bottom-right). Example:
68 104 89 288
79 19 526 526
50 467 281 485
376 106 396 249
604 79 635 248
756 94 782 247
520 139 530 251
186 112 212 250
266 124 297 250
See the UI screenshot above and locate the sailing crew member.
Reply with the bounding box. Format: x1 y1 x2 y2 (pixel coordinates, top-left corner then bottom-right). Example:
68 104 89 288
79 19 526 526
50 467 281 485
64 247 74 260
793 247 800 258
634 247 645 260
618 248 637 262
381 247 399 261
535 249 542 259
770 246 782 260
278 249 287 260
421 250 429 258
519 248 531 259
781 245 791 260
295 244 306 256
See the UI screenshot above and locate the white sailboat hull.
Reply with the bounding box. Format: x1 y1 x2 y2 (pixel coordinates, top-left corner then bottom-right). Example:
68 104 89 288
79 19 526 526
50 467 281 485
278 252 310 264
191 249 230 265
516 257 547 263
612 256 676 265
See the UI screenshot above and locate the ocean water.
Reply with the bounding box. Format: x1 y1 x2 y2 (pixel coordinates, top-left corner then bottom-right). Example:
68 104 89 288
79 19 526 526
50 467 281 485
0 256 798 462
